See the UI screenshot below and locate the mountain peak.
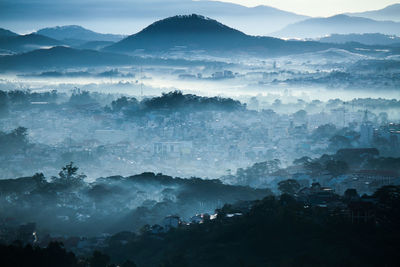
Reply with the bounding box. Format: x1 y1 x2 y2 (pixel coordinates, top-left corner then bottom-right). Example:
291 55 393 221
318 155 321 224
105 14 249 52
138 14 241 35
43 25 85 30
0 28 19 38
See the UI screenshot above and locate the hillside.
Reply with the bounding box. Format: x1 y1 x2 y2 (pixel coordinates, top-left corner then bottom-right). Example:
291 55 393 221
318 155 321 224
105 14 332 55
273 14 400 39
0 46 133 71
36 25 126 43
0 33 62 54
318 33 400 46
347 3 400 22
0 28 18 38
166 0 309 35
77 41 115 50
105 14 250 52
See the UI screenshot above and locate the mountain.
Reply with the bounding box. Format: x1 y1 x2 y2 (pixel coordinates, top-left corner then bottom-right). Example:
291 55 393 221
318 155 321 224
77 41 116 51
104 14 332 55
163 1 309 35
0 28 18 38
0 33 62 54
106 14 249 52
347 4 400 22
36 25 126 44
0 46 133 71
273 14 400 39
2 0 308 36
318 33 400 46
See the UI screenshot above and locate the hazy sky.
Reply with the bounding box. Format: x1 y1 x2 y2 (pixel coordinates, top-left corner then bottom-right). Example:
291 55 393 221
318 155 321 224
217 0 399 16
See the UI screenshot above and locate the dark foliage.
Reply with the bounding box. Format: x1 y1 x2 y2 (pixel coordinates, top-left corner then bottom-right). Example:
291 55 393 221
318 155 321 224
103 187 400 267
0 242 78 267
0 127 30 156
109 90 245 116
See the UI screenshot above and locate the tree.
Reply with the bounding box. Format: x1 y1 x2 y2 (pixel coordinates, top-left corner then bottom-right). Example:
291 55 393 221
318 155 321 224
378 112 388 124
0 127 29 155
121 260 137 267
32 173 47 188
293 156 311 166
344 188 359 201
89 251 110 267
52 162 86 186
373 185 400 205
69 89 96 105
111 96 139 113
312 124 336 139
325 160 349 177
0 90 8 117
329 135 351 150
373 185 400 226
278 179 301 195
304 161 324 176
293 109 307 121
7 127 29 149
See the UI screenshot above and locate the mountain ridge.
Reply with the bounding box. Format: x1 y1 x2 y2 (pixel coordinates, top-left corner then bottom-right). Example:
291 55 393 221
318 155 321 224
0 33 62 54
273 14 400 38
0 28 18 38
346 3 400 22
317 33 400 46
36 25 126 43
104 14 331 55
0 46 133 71
1 0 308 36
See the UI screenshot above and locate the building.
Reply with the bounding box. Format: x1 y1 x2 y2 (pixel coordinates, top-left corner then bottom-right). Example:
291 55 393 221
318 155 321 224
360 110 374 146
162 215 180 231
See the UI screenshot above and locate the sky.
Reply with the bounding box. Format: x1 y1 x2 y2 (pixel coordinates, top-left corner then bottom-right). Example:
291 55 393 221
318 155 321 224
217 0 399 16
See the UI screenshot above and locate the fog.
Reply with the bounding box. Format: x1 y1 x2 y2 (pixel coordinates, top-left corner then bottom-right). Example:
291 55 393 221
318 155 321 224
1 14 400 264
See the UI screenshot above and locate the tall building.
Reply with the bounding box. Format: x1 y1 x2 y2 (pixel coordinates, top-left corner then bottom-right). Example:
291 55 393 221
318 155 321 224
360 110 374 146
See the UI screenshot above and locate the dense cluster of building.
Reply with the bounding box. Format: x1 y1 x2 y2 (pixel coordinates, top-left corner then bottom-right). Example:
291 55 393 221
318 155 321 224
1 95 399 180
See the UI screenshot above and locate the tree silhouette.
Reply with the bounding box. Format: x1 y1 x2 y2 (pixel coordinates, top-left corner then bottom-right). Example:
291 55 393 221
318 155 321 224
52 162 86 186
278 179 301 195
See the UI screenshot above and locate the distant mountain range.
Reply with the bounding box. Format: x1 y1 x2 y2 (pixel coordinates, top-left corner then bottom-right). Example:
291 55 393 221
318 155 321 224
1 14 400 72
1 0 308 36
77 41 116 51
273 14 400 39
36 25 125 45
162 1 308 35
0 44 231 72
317 33 400 46
0 26 123 54
3 1 400 36
0 46 133 71
0 28 18 38
0 33 62 54
104 14 332 55
347 3 400 22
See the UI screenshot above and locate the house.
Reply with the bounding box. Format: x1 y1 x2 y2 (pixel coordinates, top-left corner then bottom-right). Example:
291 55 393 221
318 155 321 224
298 183 336 207
153 141 193 157
190 213 211 224
162 215 180 231
340 170 399 194
190 214 203 224
150 224 164 234
347 201 375 224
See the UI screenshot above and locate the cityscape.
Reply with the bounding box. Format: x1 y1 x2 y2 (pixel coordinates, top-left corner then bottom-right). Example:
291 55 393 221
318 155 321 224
1 1 400 266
